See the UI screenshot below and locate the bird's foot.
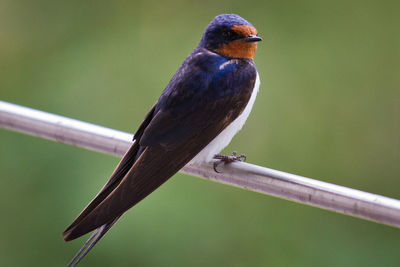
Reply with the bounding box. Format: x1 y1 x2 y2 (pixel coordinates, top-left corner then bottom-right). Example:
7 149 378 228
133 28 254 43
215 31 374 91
213 151 246 173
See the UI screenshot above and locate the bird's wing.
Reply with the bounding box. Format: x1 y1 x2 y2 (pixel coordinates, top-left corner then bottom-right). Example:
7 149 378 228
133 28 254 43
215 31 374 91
63 53 257 256
63 104 156 239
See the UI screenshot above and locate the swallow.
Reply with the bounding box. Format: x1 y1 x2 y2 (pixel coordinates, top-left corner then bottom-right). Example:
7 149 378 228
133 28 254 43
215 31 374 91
63 13 262 266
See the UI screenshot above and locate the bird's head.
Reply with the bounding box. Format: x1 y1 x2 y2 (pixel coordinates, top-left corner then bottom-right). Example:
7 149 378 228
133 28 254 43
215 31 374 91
200 14 262 60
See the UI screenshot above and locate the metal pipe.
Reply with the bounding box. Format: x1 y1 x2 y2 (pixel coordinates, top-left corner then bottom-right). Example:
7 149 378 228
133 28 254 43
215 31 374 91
1 100 400 228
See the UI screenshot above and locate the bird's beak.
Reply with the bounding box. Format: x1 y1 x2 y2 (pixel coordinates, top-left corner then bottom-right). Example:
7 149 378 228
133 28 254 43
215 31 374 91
243 35 262 42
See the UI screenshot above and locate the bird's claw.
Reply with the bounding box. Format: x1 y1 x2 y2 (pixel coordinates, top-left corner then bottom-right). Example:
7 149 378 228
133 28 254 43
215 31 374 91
213 151 247 173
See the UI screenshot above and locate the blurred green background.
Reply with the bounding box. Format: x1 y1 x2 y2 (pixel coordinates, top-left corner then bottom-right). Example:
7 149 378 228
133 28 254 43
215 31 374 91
1 0 399 266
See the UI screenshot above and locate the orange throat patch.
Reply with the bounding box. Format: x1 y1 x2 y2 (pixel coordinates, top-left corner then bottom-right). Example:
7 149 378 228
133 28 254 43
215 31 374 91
216 41 257 60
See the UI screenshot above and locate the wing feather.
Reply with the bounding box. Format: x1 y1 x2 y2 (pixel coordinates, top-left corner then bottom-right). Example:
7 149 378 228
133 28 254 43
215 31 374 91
63 104 156 241
63 50 257 242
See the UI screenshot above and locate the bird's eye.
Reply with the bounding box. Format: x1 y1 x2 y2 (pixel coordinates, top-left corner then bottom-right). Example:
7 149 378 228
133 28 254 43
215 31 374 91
222 31 232 39
222 30 239 41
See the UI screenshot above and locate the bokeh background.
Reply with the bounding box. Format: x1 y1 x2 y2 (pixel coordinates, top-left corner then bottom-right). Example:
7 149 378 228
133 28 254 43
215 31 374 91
1 0 399 266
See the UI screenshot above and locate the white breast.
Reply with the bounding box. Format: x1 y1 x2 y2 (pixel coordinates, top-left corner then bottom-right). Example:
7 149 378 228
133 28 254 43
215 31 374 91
189 73 260 164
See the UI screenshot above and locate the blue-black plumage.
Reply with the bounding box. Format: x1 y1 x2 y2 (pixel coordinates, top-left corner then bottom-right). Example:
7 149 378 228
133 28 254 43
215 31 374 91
63 13 262 266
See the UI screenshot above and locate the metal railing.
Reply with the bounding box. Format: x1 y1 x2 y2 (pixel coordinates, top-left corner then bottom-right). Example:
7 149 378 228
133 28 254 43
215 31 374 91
1 100 400 228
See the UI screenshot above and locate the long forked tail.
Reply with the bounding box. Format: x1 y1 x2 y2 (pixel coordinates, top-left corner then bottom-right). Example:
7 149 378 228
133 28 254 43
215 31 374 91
67 216 121 267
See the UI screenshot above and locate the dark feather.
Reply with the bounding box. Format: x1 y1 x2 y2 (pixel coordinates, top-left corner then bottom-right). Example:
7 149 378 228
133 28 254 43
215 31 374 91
63 46 257 263
63 104 156 241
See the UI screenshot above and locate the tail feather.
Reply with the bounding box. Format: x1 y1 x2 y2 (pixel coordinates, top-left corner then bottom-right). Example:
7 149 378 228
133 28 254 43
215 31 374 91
67 216 121 266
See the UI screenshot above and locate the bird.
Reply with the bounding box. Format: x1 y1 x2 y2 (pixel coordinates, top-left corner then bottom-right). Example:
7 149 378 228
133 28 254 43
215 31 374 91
63 13 262 266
